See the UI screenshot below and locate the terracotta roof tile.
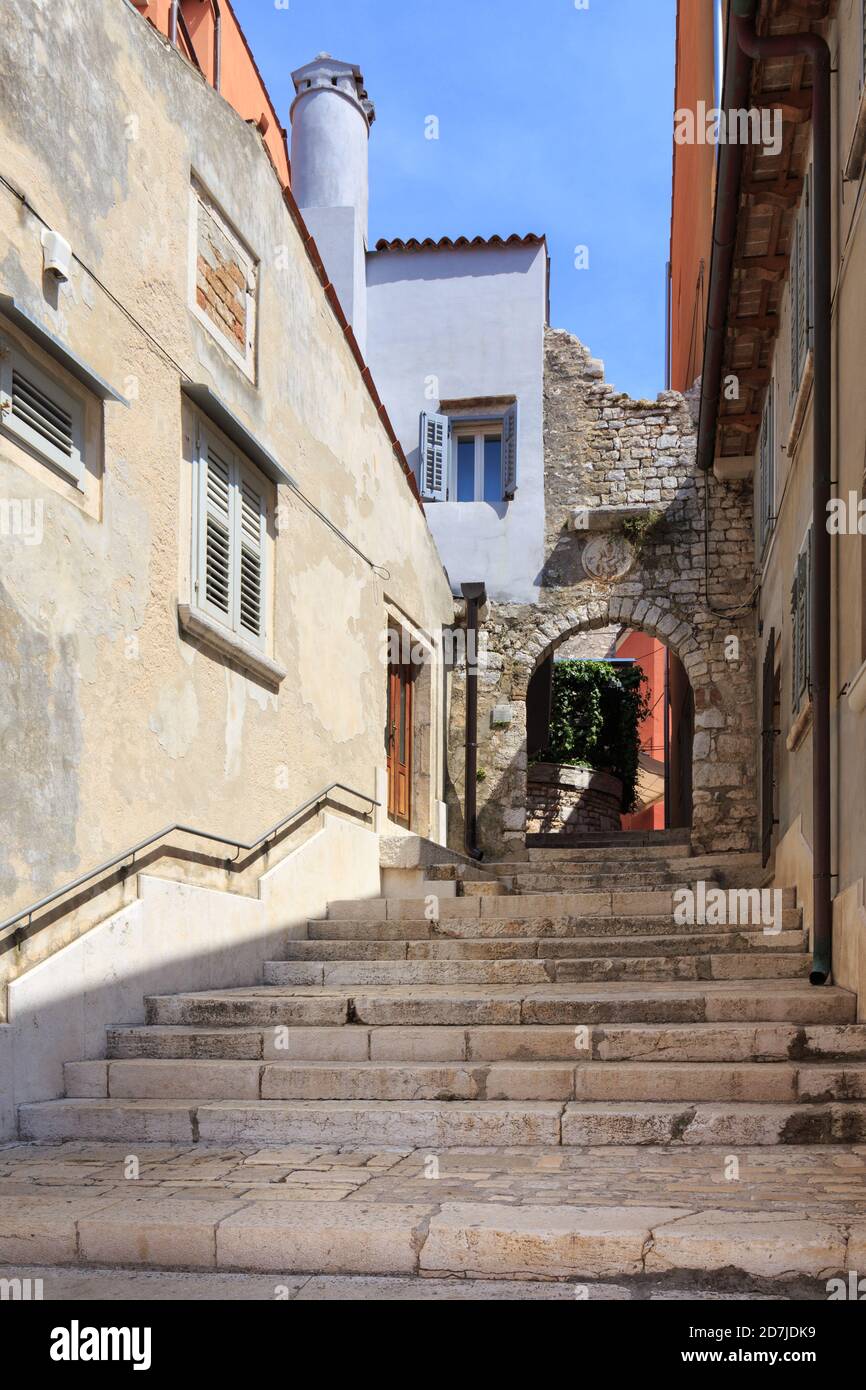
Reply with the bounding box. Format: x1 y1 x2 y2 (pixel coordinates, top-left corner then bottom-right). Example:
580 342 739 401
373 233 546 253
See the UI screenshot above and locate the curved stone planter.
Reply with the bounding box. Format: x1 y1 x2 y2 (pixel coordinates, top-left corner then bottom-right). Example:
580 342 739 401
526 763 623 835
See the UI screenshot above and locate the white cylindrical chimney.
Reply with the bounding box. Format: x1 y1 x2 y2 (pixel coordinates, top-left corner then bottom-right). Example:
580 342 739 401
290 54 374 241
290 55 375 350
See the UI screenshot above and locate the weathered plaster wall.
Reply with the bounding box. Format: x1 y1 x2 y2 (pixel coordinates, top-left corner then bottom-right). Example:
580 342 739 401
365 241 548 602
0 0 453 923
447 328 758 858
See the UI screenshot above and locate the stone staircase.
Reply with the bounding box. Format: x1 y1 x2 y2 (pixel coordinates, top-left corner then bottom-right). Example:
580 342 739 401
7 833 866 1292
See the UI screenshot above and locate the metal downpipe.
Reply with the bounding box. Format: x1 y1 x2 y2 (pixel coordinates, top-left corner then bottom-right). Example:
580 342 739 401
461 583 486 861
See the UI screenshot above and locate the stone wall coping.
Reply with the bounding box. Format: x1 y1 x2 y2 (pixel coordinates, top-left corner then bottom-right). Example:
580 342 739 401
568 503 661 534
528 762 623 798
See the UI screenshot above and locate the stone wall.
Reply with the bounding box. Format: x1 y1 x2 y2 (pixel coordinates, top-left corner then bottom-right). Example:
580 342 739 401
447 327 757 859
526 763 622 835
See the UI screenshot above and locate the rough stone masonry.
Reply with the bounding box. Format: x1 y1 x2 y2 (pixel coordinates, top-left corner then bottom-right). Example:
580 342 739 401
447 327 757 858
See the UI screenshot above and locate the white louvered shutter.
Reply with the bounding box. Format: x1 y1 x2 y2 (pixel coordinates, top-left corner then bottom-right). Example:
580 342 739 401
502 401 519 498
237 466 266 649
419 411 449 501
0 344 84 485
198 429 234 625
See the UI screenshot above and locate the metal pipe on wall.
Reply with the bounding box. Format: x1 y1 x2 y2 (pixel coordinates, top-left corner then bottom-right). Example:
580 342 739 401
461 582 486 860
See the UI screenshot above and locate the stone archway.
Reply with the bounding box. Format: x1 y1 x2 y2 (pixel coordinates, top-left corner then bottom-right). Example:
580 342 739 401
445 328 759 860
448 593 757 861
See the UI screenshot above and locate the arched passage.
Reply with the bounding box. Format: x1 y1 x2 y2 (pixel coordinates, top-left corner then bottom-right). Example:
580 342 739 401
524 621 694 836
448 594 758 860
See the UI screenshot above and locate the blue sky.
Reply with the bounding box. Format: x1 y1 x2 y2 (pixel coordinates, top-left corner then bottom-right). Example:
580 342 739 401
232 0 677 400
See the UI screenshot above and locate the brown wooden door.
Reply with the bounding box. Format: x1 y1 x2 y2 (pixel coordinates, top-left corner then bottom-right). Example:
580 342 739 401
387 660 413 825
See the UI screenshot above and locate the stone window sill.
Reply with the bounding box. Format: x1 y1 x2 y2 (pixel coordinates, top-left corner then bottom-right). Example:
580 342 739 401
786 697 813 752
847 658 866 716
178 603 287 688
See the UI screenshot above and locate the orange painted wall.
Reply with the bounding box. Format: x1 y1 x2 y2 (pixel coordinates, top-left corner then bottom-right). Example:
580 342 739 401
617 630 667 831
669 0 717 391
133 1 291 188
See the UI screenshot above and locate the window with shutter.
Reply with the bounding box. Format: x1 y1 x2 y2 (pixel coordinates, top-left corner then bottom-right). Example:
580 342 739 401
791 529 812 711
419 411 449 501
194 419 269 652
758 381 774 553
0 340 85 485
502 401 519 499
790 173 812 400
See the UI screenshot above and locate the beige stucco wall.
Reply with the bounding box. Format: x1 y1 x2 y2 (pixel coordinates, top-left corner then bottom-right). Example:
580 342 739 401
0 2 453 930
755 0 866 998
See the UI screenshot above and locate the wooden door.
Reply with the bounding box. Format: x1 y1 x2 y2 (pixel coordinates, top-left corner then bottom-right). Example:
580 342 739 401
387 659 413 825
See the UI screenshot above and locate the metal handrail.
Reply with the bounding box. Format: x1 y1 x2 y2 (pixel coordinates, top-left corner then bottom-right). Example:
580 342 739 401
0 782 378 938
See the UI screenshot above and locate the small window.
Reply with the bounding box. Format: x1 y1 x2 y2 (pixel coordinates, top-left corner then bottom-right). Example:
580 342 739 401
757 381 775 553
193 418 269 652
419 402 518 502
791 527 813 712
452 425 504 503
0 339 85 486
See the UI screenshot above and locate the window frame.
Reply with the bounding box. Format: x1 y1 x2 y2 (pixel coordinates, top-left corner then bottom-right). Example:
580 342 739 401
757 379 775 555
191 413 271 657
0 336 87 487
789 171 813 403
791 526 813 714
449 420 504 504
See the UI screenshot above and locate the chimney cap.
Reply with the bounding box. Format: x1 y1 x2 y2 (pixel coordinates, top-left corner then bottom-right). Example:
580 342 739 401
290 54 375 127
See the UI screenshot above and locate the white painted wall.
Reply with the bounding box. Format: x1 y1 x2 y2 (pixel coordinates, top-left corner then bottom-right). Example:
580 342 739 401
0 813 382 1136
365 242 548 602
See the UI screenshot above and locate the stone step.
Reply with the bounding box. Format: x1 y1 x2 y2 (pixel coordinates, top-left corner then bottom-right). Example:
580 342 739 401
308 910 803 940
526 844 693 861
324 888 797 922
527 829 693 849
18 1098 565 1146
261 953 812 987
490 854 762 874
19 1095 866 1147
500 873 715 891
144 981 856 1029
3 1192 857 1282
261 960 555 987
106 1021 866 1064
560 1101 866 1146
63 1057 866 1104
282 931 806 961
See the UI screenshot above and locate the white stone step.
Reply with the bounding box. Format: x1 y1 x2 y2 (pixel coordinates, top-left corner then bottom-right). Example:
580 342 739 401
1 1193 855 1282
283 930 806 960
325 889 796 921
63 1057 866 1104
261 953 812 987
106 1021 866 1064
19 1095 866 1147
308 910 803 940
143 980 856 1029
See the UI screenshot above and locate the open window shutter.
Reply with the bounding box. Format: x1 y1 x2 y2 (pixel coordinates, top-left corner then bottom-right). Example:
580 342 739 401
803 171 813 360
502 401 519 498
237 466 266 648
0 345 84 485
419 412 449 501
199 429 234 625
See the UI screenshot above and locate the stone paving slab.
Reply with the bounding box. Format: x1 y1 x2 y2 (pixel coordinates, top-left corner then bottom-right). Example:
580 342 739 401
0 1141 863 1285
0 1266 791 1300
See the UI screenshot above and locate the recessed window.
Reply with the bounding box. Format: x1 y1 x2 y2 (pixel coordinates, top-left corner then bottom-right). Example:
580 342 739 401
418 402 518 502
453 425 504 503
193 417 269 653
0 339 86 486
190 177 258 380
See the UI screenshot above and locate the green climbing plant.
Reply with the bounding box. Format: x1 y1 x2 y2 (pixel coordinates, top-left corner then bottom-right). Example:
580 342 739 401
533 659 650 813
621 509 662 550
